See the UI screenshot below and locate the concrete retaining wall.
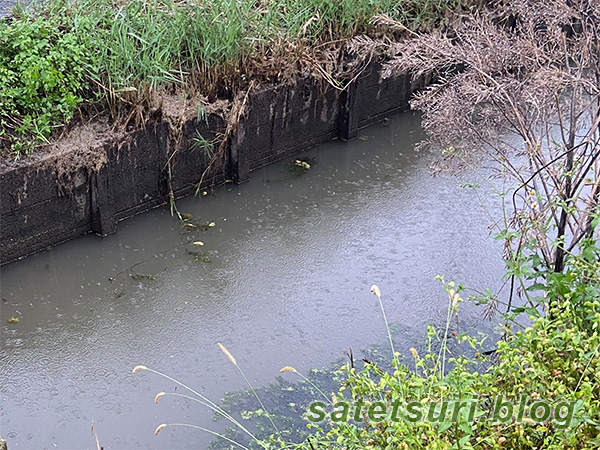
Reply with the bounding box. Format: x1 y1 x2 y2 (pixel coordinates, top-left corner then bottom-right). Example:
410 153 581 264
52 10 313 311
0 62 429 265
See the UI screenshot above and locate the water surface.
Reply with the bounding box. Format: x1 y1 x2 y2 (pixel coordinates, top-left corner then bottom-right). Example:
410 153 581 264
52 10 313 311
0 112 505 449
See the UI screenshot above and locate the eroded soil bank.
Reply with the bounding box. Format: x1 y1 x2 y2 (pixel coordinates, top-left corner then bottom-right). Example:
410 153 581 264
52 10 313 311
0 62 431 265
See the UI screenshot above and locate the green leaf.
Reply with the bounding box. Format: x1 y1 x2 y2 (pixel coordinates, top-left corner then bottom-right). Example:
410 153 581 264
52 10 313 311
437 421 452 433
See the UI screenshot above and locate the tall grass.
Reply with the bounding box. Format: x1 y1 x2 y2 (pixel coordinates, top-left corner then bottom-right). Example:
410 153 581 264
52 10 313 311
132 364 272 449
2 0 460 154
75 0 415 93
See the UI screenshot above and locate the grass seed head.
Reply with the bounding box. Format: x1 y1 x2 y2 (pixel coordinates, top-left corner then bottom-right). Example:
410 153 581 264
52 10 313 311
218 342 237 365
370 284 381 299
132 365 148 374
449 289 460 307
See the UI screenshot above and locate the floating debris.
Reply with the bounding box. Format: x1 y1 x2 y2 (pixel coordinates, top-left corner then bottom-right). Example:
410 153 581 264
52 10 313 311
286 157 316 177
193 241 204 246
181 219 217 233
187 244 212 263
192 250 211 263
7 317 19 323
129 273 156 281
295 159 310 170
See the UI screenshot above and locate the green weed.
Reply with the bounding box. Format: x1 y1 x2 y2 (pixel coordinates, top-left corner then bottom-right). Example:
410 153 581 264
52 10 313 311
0 0 461 156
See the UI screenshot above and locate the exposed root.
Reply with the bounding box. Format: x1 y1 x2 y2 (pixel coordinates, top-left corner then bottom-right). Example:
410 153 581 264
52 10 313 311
196 82 255 191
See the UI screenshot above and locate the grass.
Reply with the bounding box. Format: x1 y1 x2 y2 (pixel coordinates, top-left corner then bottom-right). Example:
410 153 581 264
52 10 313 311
133 342 286 449
0 0 461 155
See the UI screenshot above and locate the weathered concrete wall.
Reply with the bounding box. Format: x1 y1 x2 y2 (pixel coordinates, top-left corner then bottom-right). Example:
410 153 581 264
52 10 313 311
1 156 92 263
232 77 341 183
0 63 427 265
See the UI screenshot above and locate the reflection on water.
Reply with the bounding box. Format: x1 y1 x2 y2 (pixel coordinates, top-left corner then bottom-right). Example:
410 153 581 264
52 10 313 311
0 112 504 449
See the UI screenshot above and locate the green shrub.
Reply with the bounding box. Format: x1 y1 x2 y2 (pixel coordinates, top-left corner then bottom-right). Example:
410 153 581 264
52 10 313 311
292 252 600 449
0 14 93 154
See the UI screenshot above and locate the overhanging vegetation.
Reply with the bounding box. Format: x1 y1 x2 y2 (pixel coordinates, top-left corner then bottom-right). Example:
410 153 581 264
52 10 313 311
0 0 460 155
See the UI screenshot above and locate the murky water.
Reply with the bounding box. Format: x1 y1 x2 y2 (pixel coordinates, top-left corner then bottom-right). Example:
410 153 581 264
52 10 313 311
0 0 22 18
0 112 505 449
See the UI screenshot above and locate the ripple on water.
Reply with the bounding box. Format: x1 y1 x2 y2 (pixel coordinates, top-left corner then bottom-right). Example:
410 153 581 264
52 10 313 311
4 337 23 349
334 305 359 324
0 114 505 450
